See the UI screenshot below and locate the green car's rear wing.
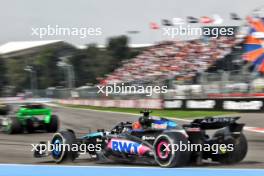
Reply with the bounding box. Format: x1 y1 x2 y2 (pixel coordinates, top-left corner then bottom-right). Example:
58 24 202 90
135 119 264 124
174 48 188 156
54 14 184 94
17 105 52 123
18 108 51 116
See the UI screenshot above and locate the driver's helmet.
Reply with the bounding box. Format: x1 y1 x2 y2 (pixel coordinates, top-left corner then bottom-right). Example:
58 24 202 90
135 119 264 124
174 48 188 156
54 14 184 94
132 121 142 130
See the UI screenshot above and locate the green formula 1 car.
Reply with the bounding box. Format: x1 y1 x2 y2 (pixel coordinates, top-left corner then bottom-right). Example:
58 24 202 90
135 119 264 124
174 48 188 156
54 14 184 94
0 103 59 134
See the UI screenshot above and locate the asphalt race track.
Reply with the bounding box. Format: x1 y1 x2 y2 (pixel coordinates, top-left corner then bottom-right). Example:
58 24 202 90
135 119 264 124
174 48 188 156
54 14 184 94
0 105 263 168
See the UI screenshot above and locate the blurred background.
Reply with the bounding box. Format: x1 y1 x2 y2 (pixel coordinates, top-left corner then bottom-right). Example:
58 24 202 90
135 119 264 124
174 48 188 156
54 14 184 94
0 0 264 103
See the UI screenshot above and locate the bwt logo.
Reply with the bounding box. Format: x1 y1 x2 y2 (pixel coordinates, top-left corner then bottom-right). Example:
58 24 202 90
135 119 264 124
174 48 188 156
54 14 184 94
110 140 141 154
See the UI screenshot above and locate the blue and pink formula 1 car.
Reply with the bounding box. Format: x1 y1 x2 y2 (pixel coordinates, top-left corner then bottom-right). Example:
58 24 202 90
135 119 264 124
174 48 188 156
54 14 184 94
34 110 248 167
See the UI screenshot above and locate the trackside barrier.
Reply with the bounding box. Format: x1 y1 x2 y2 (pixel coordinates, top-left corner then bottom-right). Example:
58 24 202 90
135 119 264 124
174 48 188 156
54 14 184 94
57 99 163 109
57 98 264 112
164 99 264 112
0 97 54 104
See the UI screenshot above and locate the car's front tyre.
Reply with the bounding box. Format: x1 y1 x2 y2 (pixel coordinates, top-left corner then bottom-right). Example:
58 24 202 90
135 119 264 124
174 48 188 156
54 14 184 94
51 130 78 163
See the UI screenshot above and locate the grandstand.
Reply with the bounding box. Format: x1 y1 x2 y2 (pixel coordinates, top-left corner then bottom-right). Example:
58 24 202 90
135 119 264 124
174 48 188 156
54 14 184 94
101 13 264 88
102 37 241 85
98 14 264 99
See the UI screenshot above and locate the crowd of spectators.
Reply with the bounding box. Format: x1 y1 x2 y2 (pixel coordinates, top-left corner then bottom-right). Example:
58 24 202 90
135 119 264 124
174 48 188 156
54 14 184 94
102 37 240 85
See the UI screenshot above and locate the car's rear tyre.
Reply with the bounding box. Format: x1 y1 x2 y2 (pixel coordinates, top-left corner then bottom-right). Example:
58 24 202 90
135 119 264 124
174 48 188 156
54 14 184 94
213 130 247 164
46 115 59 132
0 105 10 115
4 117 23 134
26 119 34 133
51 130 78 163
153 132 190 167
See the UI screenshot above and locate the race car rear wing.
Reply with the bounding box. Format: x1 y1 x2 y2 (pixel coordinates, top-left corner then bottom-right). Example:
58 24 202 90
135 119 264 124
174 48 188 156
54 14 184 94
183 116 244 132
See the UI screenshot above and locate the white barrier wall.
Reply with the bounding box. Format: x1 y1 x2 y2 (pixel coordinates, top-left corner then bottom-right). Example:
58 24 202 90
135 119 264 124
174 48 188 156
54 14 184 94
57 99 163 109
57 98 264 111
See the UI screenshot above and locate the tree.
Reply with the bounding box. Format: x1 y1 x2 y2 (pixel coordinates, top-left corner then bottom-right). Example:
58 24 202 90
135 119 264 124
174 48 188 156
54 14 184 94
6 58 28 93
69 44 115 86
107 35 130 64
3 35 140 93
0 57 7 95
33 49 62 89
68 36 141 87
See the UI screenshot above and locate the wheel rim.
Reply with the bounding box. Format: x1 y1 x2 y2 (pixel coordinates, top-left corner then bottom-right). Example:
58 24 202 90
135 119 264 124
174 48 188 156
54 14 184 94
156 140 170 159
51 136 63 159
